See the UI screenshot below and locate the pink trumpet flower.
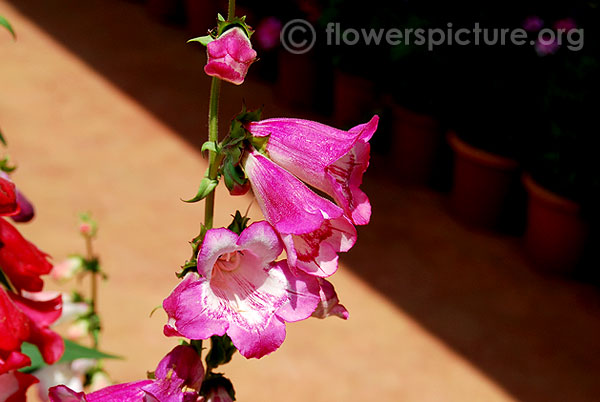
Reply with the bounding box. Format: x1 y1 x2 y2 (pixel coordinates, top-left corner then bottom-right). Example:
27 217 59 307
246 115 378 226
243 151 356 277
49 345 204 402
163 222 320 359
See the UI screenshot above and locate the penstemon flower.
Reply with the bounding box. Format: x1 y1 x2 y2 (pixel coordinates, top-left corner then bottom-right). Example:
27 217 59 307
0 288 63 374
311 278 349 320
243 150 356 278
246 115 378 226
163 222 320 358
204 27 257 85
48 345 204 402
0 218 53 293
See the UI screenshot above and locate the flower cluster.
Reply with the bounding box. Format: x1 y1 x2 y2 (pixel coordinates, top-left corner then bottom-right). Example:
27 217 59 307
0 173 64 400
48 6 377 400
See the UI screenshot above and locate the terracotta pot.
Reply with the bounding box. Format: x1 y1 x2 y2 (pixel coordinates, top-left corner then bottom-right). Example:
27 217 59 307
333 70 375 128
391 104 441 184
448 131 519 228
523 174 589 273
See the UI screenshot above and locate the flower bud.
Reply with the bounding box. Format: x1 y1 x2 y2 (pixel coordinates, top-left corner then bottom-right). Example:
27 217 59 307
204 27 257 85
50 257 84 282
66 319 90 340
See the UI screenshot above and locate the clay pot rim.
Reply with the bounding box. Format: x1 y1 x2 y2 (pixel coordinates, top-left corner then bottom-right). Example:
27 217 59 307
522 173 581 214
447 130 519 171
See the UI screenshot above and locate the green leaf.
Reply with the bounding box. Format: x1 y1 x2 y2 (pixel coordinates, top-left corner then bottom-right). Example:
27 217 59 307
0 126 7 146
0 16 16 40
183 176 219 203
20 339 121 373
201 141 219 153
187 35 214 46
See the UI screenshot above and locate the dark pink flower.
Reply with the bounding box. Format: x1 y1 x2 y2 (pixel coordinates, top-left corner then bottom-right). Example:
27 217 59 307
163 222 320 359
243 151 356 277
204 27 257 85
247 115 378 226
49 345 204 402
311 278 349 320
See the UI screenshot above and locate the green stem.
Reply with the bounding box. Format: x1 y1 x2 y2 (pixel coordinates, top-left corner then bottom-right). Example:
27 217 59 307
85 235 99 349
204 77 222 230
227 0 235 20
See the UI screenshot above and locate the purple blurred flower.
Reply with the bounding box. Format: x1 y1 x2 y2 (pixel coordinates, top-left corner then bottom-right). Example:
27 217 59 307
255 17 282 50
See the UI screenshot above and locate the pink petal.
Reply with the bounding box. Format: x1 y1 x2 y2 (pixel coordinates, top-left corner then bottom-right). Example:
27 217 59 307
274 261 321 322
196 229 239 278
247 116 378 225
163 273 229 340
244 151 343 235
311 278 349 320
226 314 286 359
282 215 356 277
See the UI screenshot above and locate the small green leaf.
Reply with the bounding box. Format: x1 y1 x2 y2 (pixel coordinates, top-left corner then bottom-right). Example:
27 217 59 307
201 141 219 153
217 14 225 22
187 35 215 46
0 16 16 40
183 176 219 203
0 126 7 146
20 339 121 373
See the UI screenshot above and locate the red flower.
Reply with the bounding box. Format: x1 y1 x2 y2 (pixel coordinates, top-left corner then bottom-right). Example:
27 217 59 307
0 218 53 292
0 177 18 216
0 287 63 375
0 370 39 402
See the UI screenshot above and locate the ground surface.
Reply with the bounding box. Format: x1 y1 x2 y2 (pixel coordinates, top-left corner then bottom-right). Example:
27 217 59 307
2 1 600 401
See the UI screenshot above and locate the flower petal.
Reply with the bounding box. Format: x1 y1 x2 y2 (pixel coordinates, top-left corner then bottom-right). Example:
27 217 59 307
163 273 229 340
274 261 320 322
282 216 356 277
244 151 343 235
227 314 286 359
196 229 239 278
236 221 282 265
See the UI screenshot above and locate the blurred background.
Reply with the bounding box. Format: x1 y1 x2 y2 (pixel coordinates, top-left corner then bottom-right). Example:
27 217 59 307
1 0 600 401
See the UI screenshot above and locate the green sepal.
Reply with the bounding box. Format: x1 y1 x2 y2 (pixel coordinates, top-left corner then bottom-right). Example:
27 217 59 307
0 16 16 40
201 141 219 153
187 35 214 46
84 257 100 273
205 335 236 370
227 211 250 235
183 176 219 203
250 134 270 154
222 159 246 191
0 156 17 173
200 373 236 401
20 339 121 374
217 15 253 39
0 126 7 146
